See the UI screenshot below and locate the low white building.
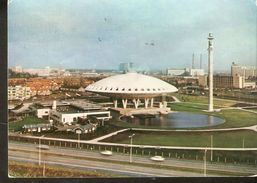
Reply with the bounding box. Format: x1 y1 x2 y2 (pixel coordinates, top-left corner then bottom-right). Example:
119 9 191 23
243 81 256 89
189 68 205 76
34 100 111 125
166 69 186 76
37 108 51 118
50 109 111 124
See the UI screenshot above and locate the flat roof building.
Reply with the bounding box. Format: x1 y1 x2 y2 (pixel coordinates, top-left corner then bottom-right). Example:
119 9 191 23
34 100 111 125
231 62 257 79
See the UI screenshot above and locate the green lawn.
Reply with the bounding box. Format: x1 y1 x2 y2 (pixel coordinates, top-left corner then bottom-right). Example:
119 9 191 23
173 94 238 107
247 108 257 112
215 109 257 128
169 103 257 128
102 130 257 148
169 103 208 112
9 116 49 132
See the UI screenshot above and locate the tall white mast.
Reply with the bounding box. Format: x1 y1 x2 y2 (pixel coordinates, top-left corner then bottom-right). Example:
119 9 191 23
208 33 214 112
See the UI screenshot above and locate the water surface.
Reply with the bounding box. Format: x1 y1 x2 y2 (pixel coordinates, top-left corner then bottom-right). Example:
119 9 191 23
122 112 224 128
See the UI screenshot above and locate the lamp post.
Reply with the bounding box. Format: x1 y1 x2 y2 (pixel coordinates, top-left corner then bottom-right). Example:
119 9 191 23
129 134 135 163
38 135 45 166
210 135 213 162
243 136 245 148
204 148 207 177
43 160 46 177
76 130 82 149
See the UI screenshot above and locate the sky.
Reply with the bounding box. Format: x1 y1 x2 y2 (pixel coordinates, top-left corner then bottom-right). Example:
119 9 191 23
8 0 257 71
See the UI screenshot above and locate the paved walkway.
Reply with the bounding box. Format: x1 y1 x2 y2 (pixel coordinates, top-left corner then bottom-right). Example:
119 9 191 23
171 96 180 102
12 103 32 113
88 128 129 143
131 125 257 132
239 108 257 114
213 97 257 105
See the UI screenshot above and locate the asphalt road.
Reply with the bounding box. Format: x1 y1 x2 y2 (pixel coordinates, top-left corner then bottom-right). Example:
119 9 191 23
8 142 257 177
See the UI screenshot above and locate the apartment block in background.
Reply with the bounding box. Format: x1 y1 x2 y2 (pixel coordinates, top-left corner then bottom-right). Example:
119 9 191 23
8 85 31 100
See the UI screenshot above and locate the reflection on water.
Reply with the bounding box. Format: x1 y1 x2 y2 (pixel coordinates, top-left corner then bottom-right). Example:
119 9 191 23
122 112 224 128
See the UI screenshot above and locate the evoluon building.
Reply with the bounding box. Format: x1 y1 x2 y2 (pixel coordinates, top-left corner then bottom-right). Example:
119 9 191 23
85 72 178 110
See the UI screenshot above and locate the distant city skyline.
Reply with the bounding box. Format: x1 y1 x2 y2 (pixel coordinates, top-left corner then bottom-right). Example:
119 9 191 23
8 0 256 71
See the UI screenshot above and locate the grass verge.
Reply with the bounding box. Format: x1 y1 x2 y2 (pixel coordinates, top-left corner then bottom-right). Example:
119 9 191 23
101 129 257 148
8 160 116 178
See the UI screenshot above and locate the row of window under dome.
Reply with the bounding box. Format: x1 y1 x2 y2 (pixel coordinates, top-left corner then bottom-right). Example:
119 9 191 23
88 86 167 92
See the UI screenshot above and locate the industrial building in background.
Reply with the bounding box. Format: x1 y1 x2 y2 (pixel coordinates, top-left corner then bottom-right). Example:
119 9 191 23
231 62 257 79
198 62 257 89
119 62 134 73
166 53 204 77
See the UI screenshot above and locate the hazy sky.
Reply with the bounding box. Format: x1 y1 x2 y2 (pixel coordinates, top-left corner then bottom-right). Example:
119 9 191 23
8 0 257 71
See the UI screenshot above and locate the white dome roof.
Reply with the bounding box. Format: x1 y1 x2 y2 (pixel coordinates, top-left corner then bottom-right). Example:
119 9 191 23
85 73 178 97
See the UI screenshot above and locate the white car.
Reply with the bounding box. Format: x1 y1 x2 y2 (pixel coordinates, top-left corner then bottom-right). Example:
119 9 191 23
150 156 165 162
36 145 50 150
100 150 113 156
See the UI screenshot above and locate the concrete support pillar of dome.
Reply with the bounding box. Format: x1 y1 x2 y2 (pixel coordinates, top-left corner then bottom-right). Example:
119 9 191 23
159 102 163 108
133 98 140 109
163 101 167 108
113 99 118 108
144 98 149 108
150 98 154 107
122 99 128 109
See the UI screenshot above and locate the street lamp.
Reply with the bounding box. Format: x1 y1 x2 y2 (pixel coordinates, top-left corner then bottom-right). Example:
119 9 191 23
210 135 213 162
38 135 45 166
204 148 207 177
129 134 135 163
243 136 245 148
76 130 82 149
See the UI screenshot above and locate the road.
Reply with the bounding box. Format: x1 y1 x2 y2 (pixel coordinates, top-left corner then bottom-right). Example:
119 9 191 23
8 142 257 177
9 143 204 177
9 132 257 151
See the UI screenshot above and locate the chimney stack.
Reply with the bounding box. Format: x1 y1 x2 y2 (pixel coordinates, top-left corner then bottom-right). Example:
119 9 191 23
192 53 195 69
200 54 202 69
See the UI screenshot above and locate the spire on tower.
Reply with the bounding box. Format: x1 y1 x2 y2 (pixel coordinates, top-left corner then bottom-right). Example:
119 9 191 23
200 54 202 69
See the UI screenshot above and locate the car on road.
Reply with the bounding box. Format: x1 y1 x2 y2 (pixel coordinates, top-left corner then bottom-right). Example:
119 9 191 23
150 156 165 162
100 150 112 156
36 145 50 150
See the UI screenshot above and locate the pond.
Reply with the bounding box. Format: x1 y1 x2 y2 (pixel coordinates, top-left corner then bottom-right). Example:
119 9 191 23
121 112 224 128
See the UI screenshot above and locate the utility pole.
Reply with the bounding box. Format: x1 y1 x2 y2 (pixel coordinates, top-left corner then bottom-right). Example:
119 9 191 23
200 54 202 69
43 160 46 177
38 135 45 166
204 148 207 177
129 134 135 163
210 135 213 162
76 130 82 149
243 137 245 148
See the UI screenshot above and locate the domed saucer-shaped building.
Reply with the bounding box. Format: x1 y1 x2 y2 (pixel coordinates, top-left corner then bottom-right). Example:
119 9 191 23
85 72 178 109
